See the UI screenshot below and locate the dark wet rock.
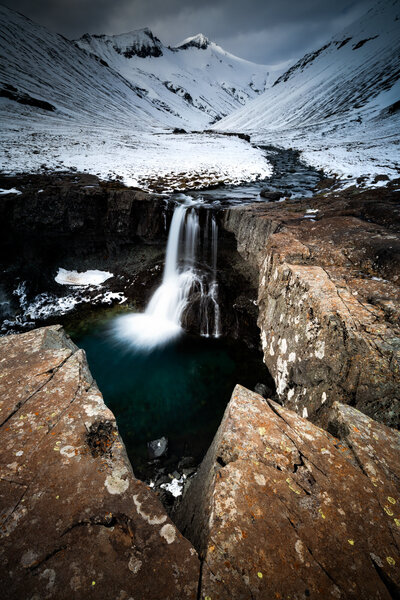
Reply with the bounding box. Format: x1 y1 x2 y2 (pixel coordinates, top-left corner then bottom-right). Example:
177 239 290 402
178 456 196 470
175 384 400 600
0 173 171 333
223 185 400 428
259 188 284 201
374 174 390 183
182 467 197 478
254 382 273 398
0 172 167 245
203 130 251 143
155 473 170 486
0 84 56 111
0 325 199 599
148 437 169 459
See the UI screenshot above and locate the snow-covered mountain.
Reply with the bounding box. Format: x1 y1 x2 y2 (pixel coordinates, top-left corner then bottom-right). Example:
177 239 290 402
213 0 400 182
0 4 283 131
215 0 400 133
2 1 397 185
75 29 281 128
0 5 162 130
0 5 272 189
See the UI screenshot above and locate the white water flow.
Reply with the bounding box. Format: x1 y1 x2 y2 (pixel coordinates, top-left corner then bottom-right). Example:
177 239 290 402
113 198 220 350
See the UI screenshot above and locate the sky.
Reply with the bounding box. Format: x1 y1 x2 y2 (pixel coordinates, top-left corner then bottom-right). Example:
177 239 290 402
7 0 374 65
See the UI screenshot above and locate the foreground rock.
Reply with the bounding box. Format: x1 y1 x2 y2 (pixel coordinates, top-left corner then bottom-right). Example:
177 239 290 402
223 184 400 427
0 326 199 599
176 384 400 600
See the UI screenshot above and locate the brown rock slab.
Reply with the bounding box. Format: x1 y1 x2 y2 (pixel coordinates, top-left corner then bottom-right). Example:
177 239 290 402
0 325 199 599
328 401 400 549
176 384 400 600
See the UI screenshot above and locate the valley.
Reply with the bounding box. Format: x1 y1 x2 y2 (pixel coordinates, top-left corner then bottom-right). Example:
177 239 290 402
0 0 399 598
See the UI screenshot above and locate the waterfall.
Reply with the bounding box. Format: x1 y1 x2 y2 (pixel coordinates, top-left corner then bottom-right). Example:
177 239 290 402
113 197 221 350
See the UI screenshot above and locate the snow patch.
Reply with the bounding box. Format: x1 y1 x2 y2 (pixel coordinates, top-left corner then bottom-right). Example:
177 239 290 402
55 268 113 286
160 475 187 498
0 187 22 195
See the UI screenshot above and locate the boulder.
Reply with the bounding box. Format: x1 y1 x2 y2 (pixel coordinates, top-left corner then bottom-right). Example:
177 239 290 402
0 326 199 599
148 436 169 459
254 382 273 398
260 189 285 201
175 384 400 600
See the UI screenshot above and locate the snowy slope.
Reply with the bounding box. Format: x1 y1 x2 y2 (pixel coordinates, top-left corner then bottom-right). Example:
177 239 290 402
0 5 272 188
215 0 400 131
76 29 283 129
0 5 163 130
214 0 400 181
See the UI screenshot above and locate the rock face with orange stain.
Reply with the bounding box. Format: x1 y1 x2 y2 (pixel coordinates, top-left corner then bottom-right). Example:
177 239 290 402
0 325 199 600
175 384 400 600
223 186 400 428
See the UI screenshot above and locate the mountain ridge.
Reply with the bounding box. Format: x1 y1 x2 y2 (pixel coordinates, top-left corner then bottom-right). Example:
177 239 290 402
75 27 284 128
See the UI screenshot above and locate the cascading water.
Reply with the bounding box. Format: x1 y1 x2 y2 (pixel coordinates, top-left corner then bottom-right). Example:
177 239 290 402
199 211 220 338
113 197 220 350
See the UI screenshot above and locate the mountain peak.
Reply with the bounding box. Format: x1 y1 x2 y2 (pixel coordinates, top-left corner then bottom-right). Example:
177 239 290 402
177 33 210 50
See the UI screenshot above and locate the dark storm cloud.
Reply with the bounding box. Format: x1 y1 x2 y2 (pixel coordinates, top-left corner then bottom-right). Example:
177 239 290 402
6 0 374 64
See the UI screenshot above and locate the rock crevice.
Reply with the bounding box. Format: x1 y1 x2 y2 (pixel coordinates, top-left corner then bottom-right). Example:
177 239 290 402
1 326 399 599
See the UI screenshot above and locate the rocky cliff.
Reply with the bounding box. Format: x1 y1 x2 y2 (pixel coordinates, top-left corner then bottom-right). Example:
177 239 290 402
0 173 261 342
223 184 400 428
0 173 168 249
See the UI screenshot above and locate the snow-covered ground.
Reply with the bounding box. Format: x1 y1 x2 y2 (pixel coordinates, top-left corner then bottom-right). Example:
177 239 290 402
0 118 272 191
0 5 273 189
0 188 22 195
250 110 400 185
215 0 400 185
1 280 128 334
55 268 113 286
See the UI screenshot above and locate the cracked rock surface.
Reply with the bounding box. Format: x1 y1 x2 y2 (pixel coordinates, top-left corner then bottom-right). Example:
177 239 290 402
0 325 199 600
175 384 400 600
223 185 400 428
